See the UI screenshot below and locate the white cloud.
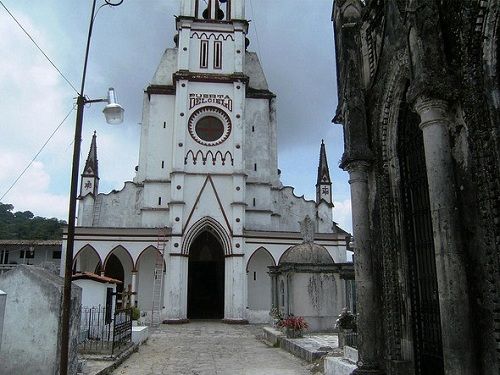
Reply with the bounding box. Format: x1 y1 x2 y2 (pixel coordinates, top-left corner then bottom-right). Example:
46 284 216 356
0 152 68 219
0 10 73 219
333 198 352 234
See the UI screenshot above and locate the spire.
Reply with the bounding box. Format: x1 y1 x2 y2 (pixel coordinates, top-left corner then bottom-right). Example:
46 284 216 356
80 131 99 197
316 140 332 205
83 131 98 178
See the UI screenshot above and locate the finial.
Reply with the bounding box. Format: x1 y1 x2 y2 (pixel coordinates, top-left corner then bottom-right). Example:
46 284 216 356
299 215 315 243
93 130 97 136
321 139 324 145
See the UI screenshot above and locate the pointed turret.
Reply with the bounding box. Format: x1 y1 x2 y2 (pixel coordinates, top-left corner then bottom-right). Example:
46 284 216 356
316 140 332 205
80 131 99 197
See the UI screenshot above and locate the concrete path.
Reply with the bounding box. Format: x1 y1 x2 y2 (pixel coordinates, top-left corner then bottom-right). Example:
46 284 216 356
111 321 313 375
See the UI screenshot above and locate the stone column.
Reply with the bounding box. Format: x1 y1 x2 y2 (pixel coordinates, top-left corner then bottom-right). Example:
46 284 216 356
269 268 278 308
164 254 189 323
130 271 137 307
347 161 383 375
223 255 247 323
414 97 474 375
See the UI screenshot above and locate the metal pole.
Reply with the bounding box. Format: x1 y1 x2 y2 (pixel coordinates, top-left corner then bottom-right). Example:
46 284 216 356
59 0 97 373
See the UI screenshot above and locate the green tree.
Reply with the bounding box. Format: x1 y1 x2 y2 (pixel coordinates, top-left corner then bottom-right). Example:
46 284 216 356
0 202 66 240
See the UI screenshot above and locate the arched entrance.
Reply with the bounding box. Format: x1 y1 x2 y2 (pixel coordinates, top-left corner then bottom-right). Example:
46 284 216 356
105 254 124 295
187 230 224 319
398 97 444 375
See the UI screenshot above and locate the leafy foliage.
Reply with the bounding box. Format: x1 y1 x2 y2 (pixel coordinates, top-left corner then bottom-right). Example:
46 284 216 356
277 316 309 332
0 202 66 240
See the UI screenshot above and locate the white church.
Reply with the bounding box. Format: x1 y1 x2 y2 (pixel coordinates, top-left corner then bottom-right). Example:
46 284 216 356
62 0 350 325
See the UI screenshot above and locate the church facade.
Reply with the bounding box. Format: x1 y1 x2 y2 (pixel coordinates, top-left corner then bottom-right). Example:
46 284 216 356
62 0 349 325
333 1 499 374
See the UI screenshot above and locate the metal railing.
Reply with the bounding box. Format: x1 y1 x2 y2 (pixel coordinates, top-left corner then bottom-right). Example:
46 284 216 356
0 265 16 274
345 331 358 348
79 306 132 355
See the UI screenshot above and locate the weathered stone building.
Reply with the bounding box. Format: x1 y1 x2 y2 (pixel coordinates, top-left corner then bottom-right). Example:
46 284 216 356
333 1 499 374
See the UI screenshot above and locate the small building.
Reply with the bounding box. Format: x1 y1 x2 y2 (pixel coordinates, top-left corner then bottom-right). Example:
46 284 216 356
0 265 81 375
269 217 353 332
72 272 121 309
0 240 62 274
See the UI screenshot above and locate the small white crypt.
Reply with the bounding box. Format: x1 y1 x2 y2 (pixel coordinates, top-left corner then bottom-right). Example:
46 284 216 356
62 0 350 324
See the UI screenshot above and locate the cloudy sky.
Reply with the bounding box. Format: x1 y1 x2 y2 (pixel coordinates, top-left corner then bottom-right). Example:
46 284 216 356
0 0 352 232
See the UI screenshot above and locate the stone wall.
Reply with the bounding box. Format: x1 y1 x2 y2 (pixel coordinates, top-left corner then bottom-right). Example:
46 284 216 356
333 1 500 374
0 266 81 375
0 289 5 351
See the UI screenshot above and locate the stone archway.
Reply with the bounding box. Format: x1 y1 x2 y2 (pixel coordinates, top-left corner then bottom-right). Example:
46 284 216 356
187 230 224 319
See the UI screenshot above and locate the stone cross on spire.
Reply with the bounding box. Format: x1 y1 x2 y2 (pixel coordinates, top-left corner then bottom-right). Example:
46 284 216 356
299 215 315 243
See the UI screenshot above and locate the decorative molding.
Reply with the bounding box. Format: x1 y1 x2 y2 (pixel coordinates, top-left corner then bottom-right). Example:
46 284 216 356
184 150 234 166
190 31 235 41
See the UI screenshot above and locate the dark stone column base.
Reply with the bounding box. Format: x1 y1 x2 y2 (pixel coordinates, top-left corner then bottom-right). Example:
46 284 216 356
351 365 385 375
162 319 190 324
222 319 249 324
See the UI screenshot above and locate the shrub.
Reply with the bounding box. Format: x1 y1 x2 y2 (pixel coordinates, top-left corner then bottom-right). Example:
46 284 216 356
335 308 357 331
131 307 140 320
277 316 309 332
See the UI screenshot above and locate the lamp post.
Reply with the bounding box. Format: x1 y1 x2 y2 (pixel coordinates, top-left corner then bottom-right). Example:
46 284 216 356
60 1 123 374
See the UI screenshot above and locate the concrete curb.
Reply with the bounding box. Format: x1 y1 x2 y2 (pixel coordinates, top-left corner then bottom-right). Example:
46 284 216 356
93 343 140 375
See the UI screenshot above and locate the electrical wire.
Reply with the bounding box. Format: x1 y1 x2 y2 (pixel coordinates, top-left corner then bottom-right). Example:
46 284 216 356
0 0 79 95
248 0 264 68
0 105 76 202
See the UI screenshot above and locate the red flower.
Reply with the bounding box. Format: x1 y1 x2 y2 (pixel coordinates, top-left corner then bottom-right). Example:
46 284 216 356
277 316 309 331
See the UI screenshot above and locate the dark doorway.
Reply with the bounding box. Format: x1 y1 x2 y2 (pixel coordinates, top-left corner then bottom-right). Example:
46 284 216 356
105 254 124 296
187 230 225 319
398 98 444 375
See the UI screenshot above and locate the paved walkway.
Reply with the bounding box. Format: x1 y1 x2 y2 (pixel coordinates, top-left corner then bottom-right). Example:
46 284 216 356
111 321 313 375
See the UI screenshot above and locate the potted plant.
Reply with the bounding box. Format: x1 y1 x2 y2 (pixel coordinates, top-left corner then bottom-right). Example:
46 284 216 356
131 306 140 325
336 308 357 347
278 316 309 338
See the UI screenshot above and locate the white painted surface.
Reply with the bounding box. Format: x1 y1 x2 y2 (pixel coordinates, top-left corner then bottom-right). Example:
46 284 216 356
0 289 5 350
324 356 357 375
73 279 116 309
132 326 149 345
247 248 273 311
69 1 349 323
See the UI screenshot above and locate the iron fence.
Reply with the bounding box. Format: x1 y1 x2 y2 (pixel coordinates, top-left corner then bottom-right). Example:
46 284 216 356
79 306 132 355
345 331 358 348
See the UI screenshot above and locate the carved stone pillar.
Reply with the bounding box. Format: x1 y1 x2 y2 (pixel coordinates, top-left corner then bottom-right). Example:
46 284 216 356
414 97 474 375
130 271 137 307
346 161 383 375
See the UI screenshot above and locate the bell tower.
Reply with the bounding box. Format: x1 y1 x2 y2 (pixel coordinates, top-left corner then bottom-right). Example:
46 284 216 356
316 140 332 205
136 0 277 322
80 131 99 197
180 0 245 20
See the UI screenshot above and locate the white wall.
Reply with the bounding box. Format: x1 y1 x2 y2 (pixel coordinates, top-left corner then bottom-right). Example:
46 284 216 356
247 248 273 310
0 290 5 351
73 279 115 309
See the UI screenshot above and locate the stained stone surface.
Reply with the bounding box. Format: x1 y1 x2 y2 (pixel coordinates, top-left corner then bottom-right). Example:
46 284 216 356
111 321 313 375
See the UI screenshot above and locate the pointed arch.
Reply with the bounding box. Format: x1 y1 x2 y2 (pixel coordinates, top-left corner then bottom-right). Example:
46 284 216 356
182 216 232 256
103 245 135 271
246 247 276 272
73 244 101 265
73 244 102 274
277 245 294 265
135 245 165 271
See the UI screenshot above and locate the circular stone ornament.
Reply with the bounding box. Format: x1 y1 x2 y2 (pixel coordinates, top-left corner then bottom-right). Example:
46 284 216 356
188 106 232 146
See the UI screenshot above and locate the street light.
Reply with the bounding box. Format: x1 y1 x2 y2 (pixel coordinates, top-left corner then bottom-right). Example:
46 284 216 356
60 1 123 374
